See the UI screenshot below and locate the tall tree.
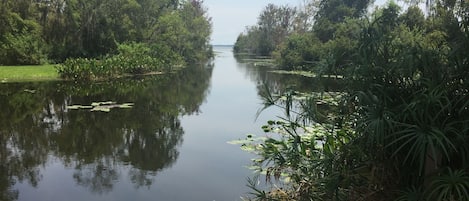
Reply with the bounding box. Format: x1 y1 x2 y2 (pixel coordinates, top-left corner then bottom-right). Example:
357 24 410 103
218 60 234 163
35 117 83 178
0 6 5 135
234 4 298 56
313 0 371 42
0 1 46 65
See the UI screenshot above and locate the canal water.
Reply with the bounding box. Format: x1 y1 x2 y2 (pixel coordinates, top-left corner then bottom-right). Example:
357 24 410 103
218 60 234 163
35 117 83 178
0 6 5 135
0 46 295 201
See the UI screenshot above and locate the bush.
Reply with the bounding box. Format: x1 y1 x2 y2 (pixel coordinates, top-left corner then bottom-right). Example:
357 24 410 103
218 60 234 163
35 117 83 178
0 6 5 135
274 33 322 71
56 43 171 80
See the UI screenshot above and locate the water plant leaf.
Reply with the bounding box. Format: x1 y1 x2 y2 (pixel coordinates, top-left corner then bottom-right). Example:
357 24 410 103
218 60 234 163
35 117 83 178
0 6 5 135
67 105 93 110
68 101 134 112
269 70 317 78
118 103 134 108
228 139 253 145
23 89 36 93
91 106 111 112
91 101 116 106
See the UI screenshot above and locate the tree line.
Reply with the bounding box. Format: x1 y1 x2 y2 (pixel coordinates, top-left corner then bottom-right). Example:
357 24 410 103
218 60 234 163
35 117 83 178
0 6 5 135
235 0 469 200
0 0 212 66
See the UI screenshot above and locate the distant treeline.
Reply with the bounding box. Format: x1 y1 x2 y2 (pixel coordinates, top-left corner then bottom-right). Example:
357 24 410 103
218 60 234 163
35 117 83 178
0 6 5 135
234 0 468 74
0 0 212 66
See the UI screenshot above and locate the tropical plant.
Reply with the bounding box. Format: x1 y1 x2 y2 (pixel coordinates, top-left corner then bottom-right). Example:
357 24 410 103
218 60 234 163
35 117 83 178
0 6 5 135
235 89 373 201
239 1 469 200
426 168 469 201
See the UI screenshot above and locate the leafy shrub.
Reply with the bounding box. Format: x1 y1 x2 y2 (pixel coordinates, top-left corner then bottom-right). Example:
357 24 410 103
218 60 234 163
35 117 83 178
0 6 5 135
274 33 322 71
56 43 174 80
235 91 370 201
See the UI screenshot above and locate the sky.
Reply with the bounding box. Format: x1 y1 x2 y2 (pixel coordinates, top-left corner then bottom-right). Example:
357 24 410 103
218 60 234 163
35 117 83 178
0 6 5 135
203 0 390 45
204 0 303 45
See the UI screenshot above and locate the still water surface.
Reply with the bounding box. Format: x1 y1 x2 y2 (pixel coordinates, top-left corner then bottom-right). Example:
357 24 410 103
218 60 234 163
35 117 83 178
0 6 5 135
0 46 302 201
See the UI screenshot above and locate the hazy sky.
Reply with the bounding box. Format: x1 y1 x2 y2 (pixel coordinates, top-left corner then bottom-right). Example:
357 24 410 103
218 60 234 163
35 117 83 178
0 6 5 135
204 0 303 45
203 0 390 45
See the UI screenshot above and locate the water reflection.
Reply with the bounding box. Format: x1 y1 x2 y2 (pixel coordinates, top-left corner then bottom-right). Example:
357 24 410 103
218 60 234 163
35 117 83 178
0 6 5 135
234 54 346 95
0 65 213 200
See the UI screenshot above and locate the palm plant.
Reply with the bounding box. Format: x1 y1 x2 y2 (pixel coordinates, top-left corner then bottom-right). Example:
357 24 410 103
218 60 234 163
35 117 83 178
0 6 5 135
240 1 468 201
349 2 469 199
426 168 469 201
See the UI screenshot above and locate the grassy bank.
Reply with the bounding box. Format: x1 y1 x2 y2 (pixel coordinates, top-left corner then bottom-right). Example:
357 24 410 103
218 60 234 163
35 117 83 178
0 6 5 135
0 65 59 83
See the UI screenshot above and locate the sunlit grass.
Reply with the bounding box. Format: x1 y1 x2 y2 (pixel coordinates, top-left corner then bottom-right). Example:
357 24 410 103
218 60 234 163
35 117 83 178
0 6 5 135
0 65 59 83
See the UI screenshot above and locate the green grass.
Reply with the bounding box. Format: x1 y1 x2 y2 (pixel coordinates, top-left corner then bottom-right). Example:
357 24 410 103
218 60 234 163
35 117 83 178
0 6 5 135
0 65 59 83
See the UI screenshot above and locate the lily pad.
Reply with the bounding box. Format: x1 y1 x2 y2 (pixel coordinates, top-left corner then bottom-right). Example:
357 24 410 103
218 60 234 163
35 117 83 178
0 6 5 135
91 101 116 106
67 101 134 112
118 103 134 108
67 105 94 110
91 106 111 112
23 89 37 93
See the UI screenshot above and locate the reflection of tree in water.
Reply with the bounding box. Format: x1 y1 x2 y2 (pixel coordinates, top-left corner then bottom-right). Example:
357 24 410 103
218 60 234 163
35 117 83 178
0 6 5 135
0 83 54 201
0 65 213 198
120 115 183 171
0 139 19 201
234 54 345 96
73 161 119 194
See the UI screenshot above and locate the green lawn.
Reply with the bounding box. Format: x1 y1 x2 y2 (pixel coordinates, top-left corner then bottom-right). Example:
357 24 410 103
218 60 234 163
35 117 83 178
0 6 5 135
0 65 59 83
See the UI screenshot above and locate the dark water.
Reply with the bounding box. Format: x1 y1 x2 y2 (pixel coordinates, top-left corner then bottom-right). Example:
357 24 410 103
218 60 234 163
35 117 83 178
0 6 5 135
0 46 316 201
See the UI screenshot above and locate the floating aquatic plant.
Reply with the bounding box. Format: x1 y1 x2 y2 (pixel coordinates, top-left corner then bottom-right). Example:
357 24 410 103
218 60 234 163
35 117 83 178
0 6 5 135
67 101 134 112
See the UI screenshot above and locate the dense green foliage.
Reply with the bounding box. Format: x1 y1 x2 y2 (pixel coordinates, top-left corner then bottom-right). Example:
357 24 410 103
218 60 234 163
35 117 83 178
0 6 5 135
236 0 469 200
0 0 212 69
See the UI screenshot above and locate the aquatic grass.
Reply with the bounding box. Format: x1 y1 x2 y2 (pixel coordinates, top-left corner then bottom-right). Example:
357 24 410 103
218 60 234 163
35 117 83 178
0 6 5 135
269 70 345 79
235 57 276 67
56 43 179 81
270 70 318 78
56 55 167 80
0 65 59 82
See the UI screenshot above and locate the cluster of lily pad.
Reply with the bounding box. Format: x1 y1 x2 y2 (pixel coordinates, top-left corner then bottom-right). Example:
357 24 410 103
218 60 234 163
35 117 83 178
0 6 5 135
67 101 134 112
